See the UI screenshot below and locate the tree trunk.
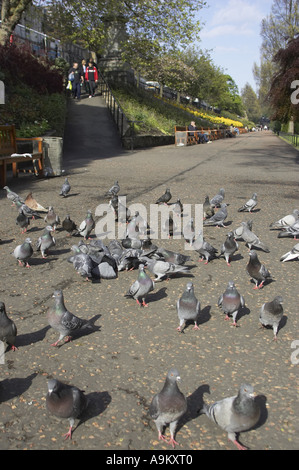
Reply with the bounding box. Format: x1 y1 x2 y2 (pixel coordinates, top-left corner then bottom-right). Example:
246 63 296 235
0 0 33 46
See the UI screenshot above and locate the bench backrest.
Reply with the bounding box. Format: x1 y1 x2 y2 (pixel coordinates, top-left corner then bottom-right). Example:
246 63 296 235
0 125 17 156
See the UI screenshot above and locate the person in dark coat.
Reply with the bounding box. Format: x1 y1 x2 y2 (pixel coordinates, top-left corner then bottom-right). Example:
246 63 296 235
68 62 84 100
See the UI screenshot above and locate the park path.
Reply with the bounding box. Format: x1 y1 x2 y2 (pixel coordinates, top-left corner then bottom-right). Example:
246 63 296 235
0 91 298 451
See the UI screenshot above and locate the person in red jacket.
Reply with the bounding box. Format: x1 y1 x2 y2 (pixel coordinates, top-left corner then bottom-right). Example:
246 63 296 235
85 60 99 98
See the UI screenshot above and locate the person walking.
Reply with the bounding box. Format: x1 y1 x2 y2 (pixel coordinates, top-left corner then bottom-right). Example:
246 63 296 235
68 61 84 100
85 60 99 98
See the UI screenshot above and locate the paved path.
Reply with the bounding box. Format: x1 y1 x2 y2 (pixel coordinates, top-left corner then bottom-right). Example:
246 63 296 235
0 93 298 451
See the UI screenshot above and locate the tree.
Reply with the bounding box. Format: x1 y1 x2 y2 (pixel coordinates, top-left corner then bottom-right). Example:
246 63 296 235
267 34 299 122
0 0 33 45
241 83 261 123
254 0 299 115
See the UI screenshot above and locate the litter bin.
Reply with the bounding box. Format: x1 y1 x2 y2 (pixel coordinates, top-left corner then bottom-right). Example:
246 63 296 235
43 137 63 177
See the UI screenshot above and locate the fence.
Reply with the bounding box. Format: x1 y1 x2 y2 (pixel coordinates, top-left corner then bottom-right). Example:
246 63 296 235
279 132 299 147
97 71 141 149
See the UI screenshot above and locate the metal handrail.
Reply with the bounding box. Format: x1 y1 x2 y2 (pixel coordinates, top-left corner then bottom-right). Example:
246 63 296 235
97 72 142 148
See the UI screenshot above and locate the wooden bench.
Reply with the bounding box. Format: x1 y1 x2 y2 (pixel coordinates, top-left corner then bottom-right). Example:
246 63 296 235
175 126 219 146
0 125 44 187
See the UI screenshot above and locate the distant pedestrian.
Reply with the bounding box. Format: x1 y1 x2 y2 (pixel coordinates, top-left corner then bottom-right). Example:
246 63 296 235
68 62 84 100
85 60 98 98
81 59 88 94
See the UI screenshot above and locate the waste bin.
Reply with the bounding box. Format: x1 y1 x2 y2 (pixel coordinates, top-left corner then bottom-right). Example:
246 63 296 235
43 137 63 176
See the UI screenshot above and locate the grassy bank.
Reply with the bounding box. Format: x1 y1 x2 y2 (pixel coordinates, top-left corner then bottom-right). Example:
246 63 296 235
112 86 251 135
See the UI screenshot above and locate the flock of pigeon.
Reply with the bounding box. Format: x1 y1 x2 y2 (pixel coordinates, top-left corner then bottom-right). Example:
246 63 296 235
0 178 298 450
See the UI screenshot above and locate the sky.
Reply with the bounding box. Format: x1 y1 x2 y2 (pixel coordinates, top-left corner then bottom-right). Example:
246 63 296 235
196 0 274 93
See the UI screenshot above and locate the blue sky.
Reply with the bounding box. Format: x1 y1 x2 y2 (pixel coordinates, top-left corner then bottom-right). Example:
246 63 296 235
196 0 274 93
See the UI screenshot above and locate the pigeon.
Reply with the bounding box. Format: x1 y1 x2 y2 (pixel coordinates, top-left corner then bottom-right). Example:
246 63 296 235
219 231 239 266
210 188 225 208
126 214 141 239
16 201 41 220
47 289 94 346
44 206 60 231
155 188 172 205
198 383 261 450
172 198 183 217
3 186 24 205
24 192 47 212
122 237 142 250
0 302 17 351
191 230 218 264
218 281 245 326
280 243 299 262
203 203 228 227
134 211 148 236
16 207 30 234
78 210 95 239
59 177 71 197
177 282 201 332
106 180 120 196
36 226 56 258
68 245 94 280
259 296 284 340
270 209 299 229
233 222 270 252
62 215 77 236
203 195 215 219
183 218 195 245
46 378 88 440
12 238 33 267
277 220 299 239
162 214 177 239
156 247 190 266
238 193 258 212
109 194 119 218
141 256 190 282
149 368 187 448
124 264 154 307
246 250 272 289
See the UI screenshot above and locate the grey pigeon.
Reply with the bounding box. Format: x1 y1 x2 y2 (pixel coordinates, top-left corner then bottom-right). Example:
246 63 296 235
126 213 140 239
156 247 190 266
0 301 17 351
246 250 272 289
280 242 299 262
203 195 215 219
191 230 218 264
203 203 228 227
44 206 60 231
149 368 187 448
36 225 56 258
233 222 270 252
62 215 77 236
177 282 201 332
46 379 87 440
162 214 177 239
141 256 190 282
16 207 30 234
155 188 172 205
78 210 95 239
198 383 261 450
134 211 148 236
107 180 120 196
218 280 245 326
210 188 225 208
259 296 284 340
3 186 24 205
59 177 71 197
16 201 41 220
124 264 154 307
122 237 142 250
13 237 33 267
68 245 94 280
277 220 299 239
219 231 239 266
47 289 93 347
270 209 299 229
238 193 258 212
172 198 183 217
183 217 195 245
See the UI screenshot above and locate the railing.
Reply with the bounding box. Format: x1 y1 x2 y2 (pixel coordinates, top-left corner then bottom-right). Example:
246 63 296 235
278 132 299 147
97 72 141 149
